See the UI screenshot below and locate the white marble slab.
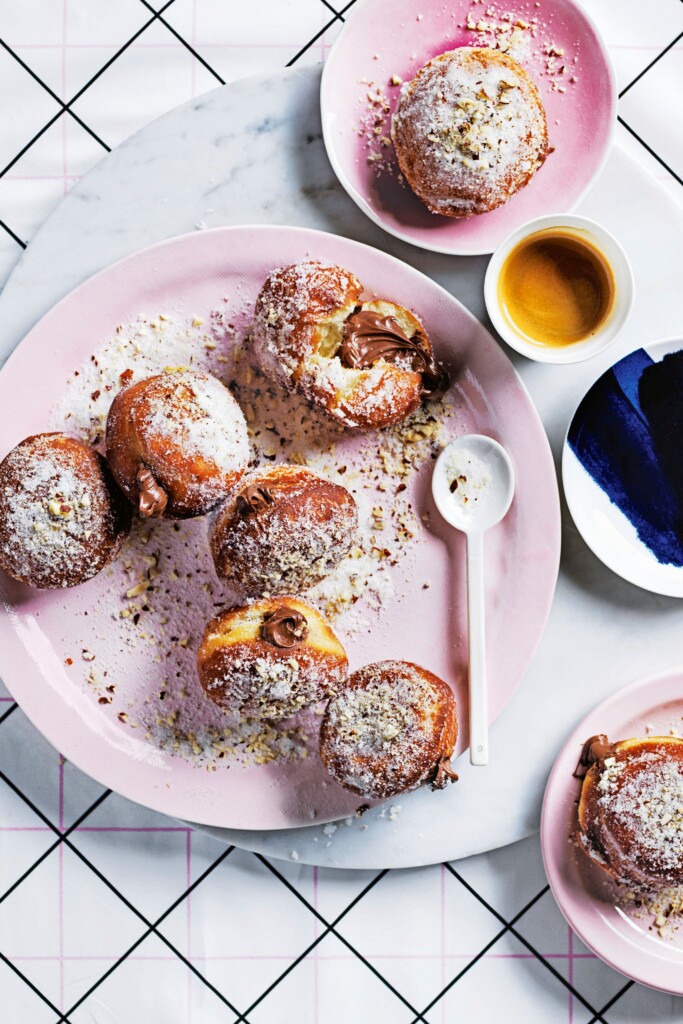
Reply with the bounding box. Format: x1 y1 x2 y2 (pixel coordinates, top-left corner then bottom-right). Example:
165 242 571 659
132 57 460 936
1 66 682 868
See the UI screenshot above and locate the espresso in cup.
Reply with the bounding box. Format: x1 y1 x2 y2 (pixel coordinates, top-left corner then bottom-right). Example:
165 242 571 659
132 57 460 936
497 228 615 348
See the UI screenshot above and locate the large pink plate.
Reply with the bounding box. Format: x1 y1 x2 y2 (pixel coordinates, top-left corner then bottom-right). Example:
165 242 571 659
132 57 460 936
321 0 616 255
542 670 683 994
0 225 559 829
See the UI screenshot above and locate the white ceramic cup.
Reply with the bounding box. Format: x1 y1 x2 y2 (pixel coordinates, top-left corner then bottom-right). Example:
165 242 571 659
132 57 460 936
483 214 635 364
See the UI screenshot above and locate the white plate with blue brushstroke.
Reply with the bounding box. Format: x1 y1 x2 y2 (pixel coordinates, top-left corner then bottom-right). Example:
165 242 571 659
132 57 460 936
563 337 683 598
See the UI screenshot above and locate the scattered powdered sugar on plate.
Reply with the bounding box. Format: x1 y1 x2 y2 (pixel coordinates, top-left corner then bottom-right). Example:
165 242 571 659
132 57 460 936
48 303 459 770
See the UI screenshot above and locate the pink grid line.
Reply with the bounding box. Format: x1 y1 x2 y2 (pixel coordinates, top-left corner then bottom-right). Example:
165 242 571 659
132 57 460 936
313 865 319 1024
568 926 574 1023
5 41 310 49
6 953 600 962
0 826 193 832
5 41 680 50
58 751 65 1015
440 864 446 1024
186 827 192 1024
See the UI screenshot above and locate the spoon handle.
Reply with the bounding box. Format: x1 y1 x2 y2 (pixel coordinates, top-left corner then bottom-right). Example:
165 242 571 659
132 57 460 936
466 531 488 765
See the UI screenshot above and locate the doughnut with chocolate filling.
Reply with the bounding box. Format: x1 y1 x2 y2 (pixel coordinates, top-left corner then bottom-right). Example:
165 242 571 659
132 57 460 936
106 370 249 519
210 464 358 597
252 260 448 429
197 596 348 719
319 660 458 799
576 735 683 891
0 432 131 589
392 48 548 218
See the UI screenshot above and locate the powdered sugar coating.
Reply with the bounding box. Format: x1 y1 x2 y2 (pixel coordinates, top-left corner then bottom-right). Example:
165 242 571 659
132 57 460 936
211 464 358 597
578 738 683 891
106 370 250 518
197 597 348 720
392 47 548 217
0 433 130 589
320 660 458 799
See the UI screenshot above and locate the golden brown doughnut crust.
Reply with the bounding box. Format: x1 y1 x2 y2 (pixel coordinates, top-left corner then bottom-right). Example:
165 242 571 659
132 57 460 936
0 432 131 589
319 660 458 800
106 370 249 519
197 596 348 719
210 464 358 598
252 261 440 430
392 47 548 218
576 736 683 890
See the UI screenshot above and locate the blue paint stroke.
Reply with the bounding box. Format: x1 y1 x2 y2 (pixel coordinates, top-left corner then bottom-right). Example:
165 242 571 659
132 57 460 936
568 348 683 567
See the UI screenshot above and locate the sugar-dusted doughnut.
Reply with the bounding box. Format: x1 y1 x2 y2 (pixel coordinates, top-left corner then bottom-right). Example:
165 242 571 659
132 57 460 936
320 660 458 799
0 432 131 589
106 370 249 519
392 48 548 217
252 260 448 429
197 596 348 719
576 734 683 890
210 464 358 597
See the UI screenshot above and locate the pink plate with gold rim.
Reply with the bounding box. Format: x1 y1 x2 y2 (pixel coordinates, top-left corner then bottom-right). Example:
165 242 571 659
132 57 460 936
0 225 559 829
542 670 683 994
321 0 616 255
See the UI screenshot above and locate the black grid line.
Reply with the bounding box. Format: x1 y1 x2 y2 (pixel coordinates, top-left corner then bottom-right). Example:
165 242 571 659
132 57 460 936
0 701 18 723
586 980 635 1024
619 31 683 98
409 882 552 1021
0 0 179 180
0 767 244 1022
411 872 610 1024
617 115 683 187
286 0 356 66
434 868 609 1024
137 0 226 85
0 39 111 154
251 855 430 1023
0 947 72 1023
233 868 389 1021
55 846 238 1023
0 785 111 908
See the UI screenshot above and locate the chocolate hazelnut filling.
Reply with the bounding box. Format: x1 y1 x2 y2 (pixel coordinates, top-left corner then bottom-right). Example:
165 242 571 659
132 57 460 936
236 484 274 515
338 308 449 398
261 607 308 649
136 466 168 518
431 754 459 790
573 733 617 779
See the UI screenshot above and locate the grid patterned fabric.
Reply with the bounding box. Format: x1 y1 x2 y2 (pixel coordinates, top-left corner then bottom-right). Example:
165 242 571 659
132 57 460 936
1 1 682 1021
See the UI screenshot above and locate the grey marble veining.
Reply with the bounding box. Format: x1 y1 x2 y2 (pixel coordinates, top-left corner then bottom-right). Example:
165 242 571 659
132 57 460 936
1 66 683 867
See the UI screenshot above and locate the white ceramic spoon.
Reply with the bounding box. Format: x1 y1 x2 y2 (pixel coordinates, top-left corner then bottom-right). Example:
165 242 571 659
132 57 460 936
432 435 515 765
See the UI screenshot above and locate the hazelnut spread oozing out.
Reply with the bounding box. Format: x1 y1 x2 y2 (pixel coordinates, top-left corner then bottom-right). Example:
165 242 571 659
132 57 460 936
136 466 168 519
431 754 459 788
339 309 449 398
573 733 616 779
235 484 274 515
260 607 308 649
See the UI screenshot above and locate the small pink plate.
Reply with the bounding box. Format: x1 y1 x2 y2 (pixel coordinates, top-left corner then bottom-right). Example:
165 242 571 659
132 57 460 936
541 669 683 994
0 225 559 830
320 0 616 255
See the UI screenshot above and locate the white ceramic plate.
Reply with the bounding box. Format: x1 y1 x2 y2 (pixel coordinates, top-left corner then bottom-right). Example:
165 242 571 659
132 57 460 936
563 337 683 598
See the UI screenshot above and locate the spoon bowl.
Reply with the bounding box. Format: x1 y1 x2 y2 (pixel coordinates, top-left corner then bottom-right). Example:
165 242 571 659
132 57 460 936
432 435 515 765
432 435 515 535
